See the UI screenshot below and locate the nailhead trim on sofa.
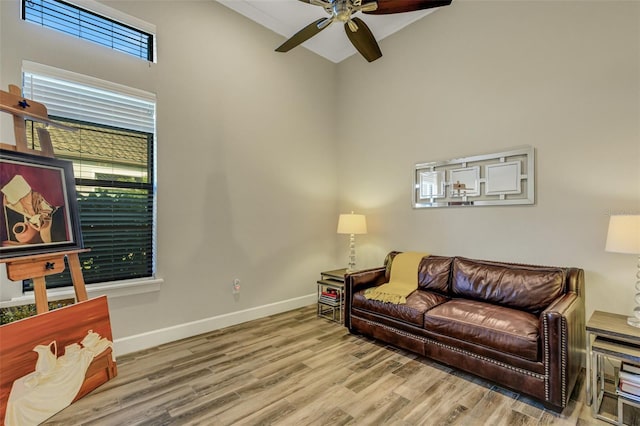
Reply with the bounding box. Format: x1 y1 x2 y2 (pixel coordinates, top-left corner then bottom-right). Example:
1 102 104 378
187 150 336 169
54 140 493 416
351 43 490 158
353 315 547 382
543 315 550 401
541 313 569 406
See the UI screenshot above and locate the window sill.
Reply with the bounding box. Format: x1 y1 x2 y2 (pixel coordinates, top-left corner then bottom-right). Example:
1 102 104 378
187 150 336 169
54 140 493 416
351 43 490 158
0 277 163 309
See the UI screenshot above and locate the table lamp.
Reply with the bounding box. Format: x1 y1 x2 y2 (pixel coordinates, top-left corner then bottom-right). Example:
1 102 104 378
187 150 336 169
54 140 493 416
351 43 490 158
337 212 367 272
605 214 640 327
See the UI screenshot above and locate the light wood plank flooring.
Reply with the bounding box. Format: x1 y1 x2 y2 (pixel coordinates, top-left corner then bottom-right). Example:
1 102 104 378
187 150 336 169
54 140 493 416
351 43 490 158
44 305 621 425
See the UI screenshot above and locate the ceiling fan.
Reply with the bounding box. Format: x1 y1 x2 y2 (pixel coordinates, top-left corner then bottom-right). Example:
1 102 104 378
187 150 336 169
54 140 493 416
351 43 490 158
275 0 452 62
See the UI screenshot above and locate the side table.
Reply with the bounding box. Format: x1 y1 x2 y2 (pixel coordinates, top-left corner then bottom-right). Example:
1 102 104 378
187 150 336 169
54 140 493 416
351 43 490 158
317 268 347 324
587 310 640 424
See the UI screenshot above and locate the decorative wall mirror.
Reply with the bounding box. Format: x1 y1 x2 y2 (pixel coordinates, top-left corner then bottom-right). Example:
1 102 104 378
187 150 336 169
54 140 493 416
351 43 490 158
413 146 535 208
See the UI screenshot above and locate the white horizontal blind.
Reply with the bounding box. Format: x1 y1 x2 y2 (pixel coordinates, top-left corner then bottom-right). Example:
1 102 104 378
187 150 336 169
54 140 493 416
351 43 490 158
20 62 157 290
22 62 155 134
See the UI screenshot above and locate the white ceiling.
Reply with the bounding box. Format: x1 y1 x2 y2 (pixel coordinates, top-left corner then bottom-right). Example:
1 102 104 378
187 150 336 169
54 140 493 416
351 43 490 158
216 0 438 63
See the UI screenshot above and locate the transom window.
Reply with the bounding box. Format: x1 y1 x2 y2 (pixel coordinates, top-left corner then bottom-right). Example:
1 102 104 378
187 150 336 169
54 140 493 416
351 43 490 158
22 0 155 61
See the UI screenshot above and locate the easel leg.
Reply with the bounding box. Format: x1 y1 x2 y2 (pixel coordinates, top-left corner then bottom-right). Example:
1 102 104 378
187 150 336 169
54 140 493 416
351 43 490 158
8 85 28 152
33 276 49 314
35 127 55 157
68 253 88 302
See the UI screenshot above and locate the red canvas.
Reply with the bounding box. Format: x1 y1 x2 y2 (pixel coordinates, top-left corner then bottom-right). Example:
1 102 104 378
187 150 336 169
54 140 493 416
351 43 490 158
0 296 117 425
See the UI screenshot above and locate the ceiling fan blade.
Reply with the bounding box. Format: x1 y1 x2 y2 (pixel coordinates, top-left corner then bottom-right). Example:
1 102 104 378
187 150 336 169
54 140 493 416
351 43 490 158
363 0 452 15
275 18 330 53
344 18 382 63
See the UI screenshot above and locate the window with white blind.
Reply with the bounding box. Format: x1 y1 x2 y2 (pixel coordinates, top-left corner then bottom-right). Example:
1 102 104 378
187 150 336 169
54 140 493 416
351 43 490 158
21 62 156 291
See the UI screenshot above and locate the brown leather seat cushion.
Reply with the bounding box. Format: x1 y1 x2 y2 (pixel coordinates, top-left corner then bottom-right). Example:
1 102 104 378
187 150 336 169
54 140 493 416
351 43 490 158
352 290 449 327
424 299 540 361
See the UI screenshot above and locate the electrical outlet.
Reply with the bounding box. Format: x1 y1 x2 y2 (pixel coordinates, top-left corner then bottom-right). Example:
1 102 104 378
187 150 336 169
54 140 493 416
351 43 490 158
232 278 241 294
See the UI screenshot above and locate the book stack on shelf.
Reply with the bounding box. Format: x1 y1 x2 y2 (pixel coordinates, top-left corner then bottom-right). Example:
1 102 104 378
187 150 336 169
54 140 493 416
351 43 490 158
618 363 640 402
319 288 341 307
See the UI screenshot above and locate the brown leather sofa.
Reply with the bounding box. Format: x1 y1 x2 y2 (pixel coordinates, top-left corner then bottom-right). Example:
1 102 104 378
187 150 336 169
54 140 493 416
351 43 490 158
344 252 585 411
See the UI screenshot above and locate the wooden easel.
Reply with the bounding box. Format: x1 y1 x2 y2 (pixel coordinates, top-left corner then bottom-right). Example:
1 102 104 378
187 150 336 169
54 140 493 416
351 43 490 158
0 84 88 314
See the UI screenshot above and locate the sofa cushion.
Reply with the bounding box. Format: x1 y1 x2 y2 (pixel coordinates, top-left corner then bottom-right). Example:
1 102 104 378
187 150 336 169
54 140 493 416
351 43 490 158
452 257 565 314
418 256 453 294
424 299 540 361
383 251 401 281
353 289 448 327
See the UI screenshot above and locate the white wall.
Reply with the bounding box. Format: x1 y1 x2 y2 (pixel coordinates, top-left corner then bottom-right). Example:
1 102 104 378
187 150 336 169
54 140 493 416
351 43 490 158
336 0 640 319
1 0 638 352
0 0 339 346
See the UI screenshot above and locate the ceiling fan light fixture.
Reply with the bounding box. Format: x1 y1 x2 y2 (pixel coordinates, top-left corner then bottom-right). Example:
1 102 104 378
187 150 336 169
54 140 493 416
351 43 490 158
359 2 378 12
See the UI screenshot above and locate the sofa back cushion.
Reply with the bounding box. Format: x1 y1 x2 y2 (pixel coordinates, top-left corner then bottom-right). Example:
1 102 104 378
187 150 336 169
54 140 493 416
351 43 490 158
384 251 401 281
452 257 565 314
418 256 453 294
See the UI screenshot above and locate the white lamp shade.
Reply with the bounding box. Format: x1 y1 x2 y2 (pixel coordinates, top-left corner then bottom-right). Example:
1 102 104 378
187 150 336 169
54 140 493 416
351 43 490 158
605 215 640 254
337 213 367 235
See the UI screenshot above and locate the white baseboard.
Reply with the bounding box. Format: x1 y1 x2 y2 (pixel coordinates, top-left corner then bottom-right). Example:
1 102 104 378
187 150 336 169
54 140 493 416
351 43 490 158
113 293 316 356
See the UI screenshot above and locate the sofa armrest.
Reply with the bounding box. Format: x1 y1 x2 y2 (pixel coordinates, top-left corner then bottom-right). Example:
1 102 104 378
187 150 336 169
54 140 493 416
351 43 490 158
344 266 386 330
540 291 585 408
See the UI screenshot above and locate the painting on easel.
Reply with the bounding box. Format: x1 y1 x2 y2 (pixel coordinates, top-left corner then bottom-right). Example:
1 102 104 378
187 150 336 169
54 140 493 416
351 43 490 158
0 296 117 425
0 84 118 425
0 149 83 259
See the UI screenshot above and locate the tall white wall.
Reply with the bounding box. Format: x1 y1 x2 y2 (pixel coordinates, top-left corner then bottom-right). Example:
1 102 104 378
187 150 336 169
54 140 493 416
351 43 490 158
0 0 339 342
336 0 640 318
1 0 638 350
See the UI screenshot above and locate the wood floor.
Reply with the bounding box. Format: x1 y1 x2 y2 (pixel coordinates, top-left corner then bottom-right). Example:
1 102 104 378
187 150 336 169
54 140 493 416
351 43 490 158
44 305 620 426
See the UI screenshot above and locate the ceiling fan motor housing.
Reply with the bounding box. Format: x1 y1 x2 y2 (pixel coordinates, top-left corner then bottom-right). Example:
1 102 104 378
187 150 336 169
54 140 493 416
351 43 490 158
334 0 353 22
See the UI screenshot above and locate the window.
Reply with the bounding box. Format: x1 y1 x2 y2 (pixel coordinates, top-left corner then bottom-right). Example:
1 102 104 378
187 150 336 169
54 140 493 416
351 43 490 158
22 0 155 61
21 62 156 290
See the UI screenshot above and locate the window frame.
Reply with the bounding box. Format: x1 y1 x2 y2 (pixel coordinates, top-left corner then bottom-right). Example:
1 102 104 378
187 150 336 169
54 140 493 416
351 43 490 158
21 0 157 62
20 62 158 292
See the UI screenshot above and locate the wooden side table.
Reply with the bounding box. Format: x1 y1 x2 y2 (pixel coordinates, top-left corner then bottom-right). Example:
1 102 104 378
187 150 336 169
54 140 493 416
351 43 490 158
317 268 346 324
587 311 640 424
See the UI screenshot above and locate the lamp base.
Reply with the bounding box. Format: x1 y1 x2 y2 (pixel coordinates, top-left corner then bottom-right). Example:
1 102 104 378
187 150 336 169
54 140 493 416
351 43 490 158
628 317 640 328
